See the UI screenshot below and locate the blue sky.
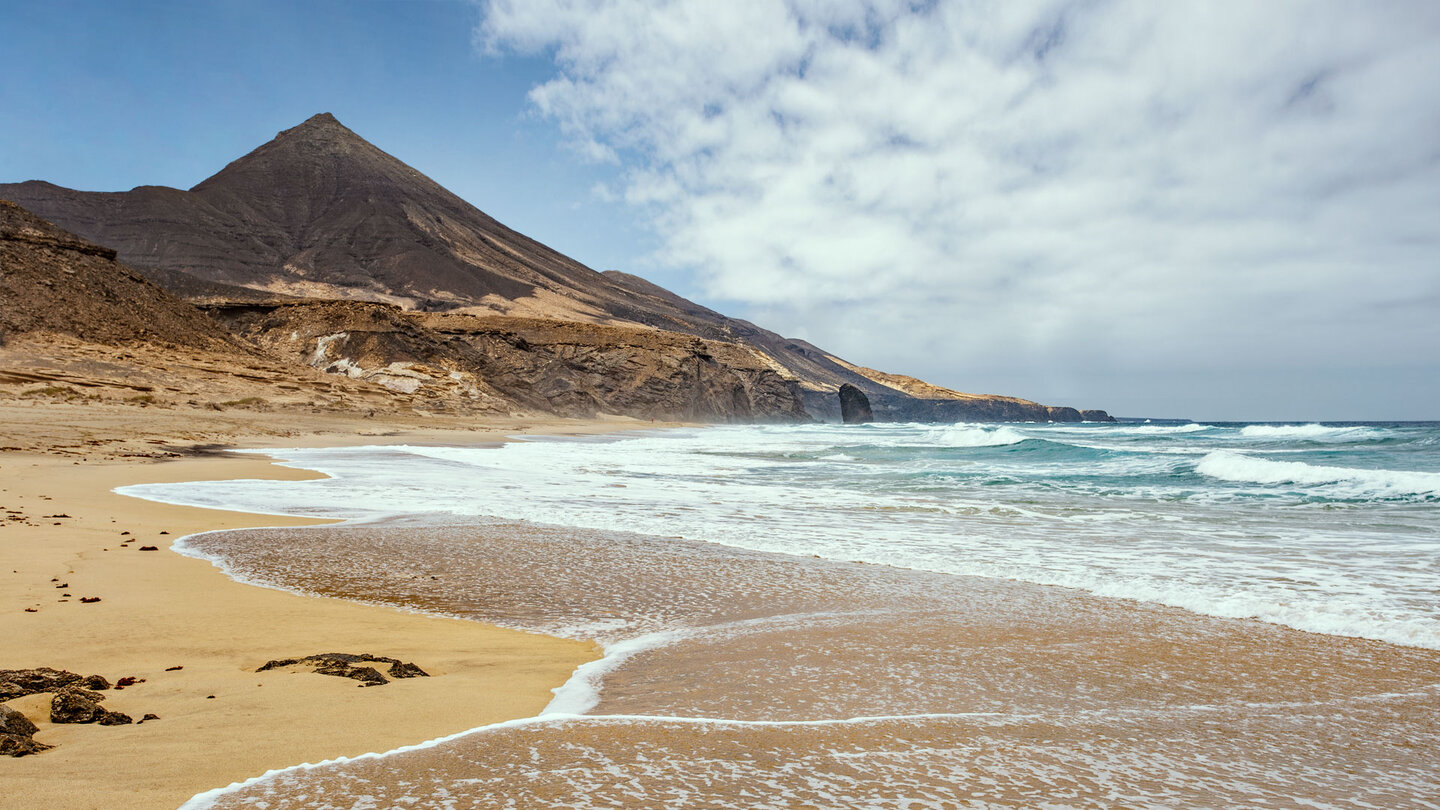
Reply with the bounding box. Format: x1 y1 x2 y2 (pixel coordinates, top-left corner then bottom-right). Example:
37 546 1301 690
1 0 653 280
4 0 1439 420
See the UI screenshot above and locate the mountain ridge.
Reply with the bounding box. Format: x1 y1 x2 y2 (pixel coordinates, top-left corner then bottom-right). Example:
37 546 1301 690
1 114 1112 423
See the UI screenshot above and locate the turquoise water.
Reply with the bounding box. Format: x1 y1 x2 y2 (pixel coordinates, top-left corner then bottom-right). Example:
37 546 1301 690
122 420 1440 649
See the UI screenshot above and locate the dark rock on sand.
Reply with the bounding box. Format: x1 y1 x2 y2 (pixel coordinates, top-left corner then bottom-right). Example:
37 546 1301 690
0 705 39 738
1 705 51 757
97 709 133 725
0 667 107 699
49 686 105 723
258 652 429 686
50 686 132 725
0 733 51 756
839 384 874 424
387 661 428 679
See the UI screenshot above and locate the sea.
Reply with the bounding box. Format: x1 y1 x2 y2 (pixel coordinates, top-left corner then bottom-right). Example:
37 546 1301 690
117 420 1440 809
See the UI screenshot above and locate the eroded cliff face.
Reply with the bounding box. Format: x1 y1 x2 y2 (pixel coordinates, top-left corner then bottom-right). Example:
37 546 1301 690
203 300 514 413
417 315 810 423
204 301 810 422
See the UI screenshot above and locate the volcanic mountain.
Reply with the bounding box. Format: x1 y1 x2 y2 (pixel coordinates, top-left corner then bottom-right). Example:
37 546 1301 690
1 113 1111 422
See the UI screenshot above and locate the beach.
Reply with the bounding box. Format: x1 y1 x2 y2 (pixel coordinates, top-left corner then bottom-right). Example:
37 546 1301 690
5 407 1439 808
0 401 669 809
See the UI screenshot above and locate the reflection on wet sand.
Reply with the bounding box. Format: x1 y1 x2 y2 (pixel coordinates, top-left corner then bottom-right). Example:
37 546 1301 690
186 519 1440 809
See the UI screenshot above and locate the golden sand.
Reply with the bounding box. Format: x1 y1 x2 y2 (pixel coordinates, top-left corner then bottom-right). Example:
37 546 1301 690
0 403 677 809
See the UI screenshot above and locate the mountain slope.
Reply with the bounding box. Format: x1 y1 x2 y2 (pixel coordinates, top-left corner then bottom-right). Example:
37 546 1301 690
1 114 1112 422
0 199 244 352
0 200 418 416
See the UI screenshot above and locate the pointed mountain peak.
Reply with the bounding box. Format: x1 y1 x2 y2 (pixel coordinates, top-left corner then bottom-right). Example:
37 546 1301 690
259 112 373 155
277 112 354 140
190 112 416 198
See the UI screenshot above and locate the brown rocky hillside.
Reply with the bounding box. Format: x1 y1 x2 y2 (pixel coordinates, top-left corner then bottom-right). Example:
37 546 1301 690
1 115 1112 423
2 200 810 422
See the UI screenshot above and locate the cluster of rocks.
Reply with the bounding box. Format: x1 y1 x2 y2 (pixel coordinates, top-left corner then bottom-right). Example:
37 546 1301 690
1 667 150 757
257 653 428 687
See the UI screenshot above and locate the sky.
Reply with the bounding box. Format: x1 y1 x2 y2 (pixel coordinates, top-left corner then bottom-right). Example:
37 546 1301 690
3 0 1438 420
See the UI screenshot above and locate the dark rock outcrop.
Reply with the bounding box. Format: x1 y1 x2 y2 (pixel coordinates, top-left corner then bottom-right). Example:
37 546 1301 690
257 653 430 687
839 384 873 424
0 705 40 737
1080 409 1116 422
0 704 51 757
49 686 131 725
829 392 1114 424
0 667 108 700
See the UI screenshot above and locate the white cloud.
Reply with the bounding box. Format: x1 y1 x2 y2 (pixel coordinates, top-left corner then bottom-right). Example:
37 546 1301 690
478 0 1440 417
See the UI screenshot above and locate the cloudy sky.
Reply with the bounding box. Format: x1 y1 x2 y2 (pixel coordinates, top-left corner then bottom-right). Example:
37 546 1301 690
4 1 1438 419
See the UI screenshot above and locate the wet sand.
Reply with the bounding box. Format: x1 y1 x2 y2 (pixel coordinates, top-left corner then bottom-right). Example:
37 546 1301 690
184 519 1440 808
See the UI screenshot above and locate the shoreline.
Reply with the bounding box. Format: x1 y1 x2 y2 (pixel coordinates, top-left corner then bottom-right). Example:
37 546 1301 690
0 408 678 810
8 405 1438 807
168 506 1440 808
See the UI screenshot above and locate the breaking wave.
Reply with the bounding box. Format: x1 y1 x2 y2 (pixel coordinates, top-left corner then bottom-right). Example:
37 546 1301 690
1196 450 1440 499
1238 424 1381 441
927 425 1028 447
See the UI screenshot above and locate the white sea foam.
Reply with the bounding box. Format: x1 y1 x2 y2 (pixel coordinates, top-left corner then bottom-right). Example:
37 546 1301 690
926 425 1027 447
1238 423 1379 440
543 630 685 716
1196 450 1440 498
120 422 1440 655
1124 423 1212 434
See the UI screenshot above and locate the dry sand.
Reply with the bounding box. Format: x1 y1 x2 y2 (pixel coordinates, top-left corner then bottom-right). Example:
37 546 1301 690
0 401 676 810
